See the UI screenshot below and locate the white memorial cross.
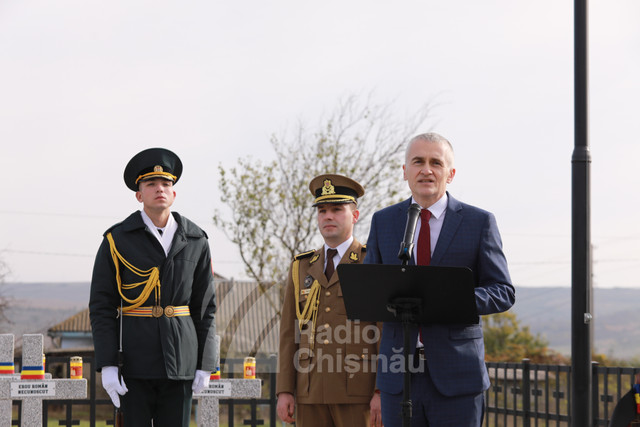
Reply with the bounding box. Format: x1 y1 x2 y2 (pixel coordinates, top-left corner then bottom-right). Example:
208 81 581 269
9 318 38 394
0 334 87 427
0 334 18 425
193 378 262 427
192 335 262 427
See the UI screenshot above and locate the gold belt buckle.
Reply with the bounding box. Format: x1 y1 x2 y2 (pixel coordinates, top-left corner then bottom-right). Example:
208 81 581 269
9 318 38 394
152 305 164 318
164 305 175 317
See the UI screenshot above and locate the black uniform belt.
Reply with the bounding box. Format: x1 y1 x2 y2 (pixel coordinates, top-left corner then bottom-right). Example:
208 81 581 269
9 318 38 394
121 305 190 318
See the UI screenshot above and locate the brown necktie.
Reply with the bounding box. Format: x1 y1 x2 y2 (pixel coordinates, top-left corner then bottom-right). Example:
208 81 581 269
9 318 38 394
417 209 431 266
325 248 338 280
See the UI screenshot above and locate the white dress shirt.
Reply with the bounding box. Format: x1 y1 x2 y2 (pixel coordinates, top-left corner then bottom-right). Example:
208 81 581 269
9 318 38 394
412 193 448 348
140 210 177 256
324 235 354 271
411 193 448 265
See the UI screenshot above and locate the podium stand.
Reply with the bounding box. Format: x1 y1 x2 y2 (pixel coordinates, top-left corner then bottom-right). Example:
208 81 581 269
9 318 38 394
337 263 478 427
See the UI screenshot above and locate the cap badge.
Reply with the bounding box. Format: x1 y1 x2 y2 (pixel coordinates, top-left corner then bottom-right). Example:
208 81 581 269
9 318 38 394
321 179 335 195
154 165 164 172
349 252 359 262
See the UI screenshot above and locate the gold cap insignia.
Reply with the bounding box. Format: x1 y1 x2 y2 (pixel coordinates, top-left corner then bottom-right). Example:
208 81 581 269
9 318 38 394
310 254 320 264
154 165 164 172
309 174 364 207
349 252 359 262
321 179 335 196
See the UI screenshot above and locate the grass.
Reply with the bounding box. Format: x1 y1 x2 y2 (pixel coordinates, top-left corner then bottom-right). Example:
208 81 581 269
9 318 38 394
45 422 205 427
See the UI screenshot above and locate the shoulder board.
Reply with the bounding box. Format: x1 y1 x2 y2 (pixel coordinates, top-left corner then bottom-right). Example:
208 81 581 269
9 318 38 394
362 244 367 251
174 212 208 239
103 221 123 236
294 250 315 261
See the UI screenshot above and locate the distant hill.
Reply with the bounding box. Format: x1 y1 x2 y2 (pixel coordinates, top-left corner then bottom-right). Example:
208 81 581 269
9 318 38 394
1 282 89 338
4 281 90 309
505 287 640 359
2 283 639 360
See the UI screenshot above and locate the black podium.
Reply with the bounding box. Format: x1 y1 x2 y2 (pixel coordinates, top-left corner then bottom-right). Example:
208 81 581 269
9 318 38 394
337 263 479 426
337 264 478 324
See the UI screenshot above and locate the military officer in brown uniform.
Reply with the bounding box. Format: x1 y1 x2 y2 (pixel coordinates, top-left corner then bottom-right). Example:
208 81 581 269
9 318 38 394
276 174 382 427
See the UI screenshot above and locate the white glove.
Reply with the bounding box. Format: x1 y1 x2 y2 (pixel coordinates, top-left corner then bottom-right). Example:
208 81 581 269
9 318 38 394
101 366 128 408
192 369 211 394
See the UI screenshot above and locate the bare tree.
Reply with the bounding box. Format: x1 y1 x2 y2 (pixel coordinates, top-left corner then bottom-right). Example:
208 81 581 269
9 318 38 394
0 257 12 331
213 93 432 310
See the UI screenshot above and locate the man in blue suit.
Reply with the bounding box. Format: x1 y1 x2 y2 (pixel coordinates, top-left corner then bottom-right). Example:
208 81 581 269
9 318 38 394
364 132 515 426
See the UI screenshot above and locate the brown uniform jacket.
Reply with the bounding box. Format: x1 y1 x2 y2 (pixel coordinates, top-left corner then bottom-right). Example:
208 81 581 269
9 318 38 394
276 239 379 404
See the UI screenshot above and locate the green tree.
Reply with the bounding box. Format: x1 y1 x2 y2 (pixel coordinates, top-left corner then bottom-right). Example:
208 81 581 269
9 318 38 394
483 311 568 364
213 93 432 310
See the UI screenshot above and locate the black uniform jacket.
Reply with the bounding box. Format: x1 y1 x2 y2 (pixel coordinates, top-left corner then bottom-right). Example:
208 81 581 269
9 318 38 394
89 211 217 380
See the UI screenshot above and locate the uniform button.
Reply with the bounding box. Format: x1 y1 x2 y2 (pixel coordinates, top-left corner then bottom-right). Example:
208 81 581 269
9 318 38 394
361 354 366 359
324 323 330 329
324 339 329 345
325 291 331 296
325 307 331 312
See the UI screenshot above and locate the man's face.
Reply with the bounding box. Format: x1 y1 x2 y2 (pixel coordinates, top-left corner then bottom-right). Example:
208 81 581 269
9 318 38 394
135 178 176 212
316 203 359 246
403 139 456 207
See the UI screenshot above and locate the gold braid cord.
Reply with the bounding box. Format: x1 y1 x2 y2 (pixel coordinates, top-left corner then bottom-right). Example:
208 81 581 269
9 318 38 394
292 259 321 349
106 232 161 313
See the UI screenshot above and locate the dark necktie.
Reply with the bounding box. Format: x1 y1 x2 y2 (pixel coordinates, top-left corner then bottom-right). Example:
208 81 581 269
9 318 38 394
418 209 431 345
325 248 338 280
417 209 431 265
157 229 163 236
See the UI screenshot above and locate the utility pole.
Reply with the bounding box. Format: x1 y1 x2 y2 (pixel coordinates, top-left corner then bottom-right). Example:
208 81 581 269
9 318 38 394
571 0 593 425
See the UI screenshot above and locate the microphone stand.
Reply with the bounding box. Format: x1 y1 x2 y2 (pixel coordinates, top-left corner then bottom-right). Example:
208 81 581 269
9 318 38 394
387 203 422 427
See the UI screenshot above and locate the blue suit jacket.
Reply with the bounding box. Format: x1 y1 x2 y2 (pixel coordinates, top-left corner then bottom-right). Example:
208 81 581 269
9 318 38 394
364 194 515 397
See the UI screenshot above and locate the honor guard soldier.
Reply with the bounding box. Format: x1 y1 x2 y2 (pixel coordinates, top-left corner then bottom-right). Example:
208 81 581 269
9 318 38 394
89 148 217 427
276 174 382 427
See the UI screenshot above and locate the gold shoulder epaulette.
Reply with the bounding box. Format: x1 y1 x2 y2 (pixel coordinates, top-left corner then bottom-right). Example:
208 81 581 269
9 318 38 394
294 250 315 260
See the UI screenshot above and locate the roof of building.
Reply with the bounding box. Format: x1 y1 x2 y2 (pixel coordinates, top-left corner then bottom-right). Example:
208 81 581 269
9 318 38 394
216 279 280 358
49 308 91 333
46 275 281 357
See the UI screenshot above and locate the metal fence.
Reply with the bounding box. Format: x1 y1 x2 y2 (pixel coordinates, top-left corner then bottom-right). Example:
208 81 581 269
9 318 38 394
485 359 639 426
10 357 640 426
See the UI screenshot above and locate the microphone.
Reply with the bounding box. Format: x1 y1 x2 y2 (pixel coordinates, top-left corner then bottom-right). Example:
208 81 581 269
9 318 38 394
397 203 421 263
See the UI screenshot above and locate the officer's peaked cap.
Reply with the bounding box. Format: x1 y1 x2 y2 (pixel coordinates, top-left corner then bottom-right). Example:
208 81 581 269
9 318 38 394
309 174 364 207
123 148 183 191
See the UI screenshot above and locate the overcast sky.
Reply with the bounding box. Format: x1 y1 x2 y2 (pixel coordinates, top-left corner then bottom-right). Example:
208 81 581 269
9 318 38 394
1 1 638 289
